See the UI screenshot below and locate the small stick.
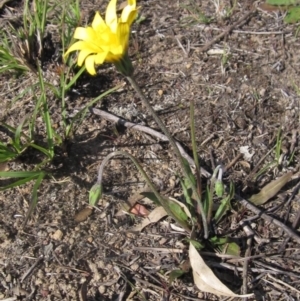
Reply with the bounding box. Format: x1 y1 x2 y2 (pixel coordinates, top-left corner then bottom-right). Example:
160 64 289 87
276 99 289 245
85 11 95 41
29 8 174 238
224 153 243 173
242 236 252 299
20 255 44 283
278 180 300 252
235 194 300 244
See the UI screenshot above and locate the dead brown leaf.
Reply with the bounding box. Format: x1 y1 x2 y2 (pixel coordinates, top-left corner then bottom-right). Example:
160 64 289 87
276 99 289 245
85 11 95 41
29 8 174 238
74 206 93 222
130 206 167 232
249 172 293 205
189 243 253 297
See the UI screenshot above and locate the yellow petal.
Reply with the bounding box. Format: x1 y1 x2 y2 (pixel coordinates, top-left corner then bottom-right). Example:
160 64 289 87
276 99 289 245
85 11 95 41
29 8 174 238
85 55 97 75
110 44 123 55
65 41 86 56
117 22 130 49
74 27 90 40
92 12 106 31
94 52 108 64
71 40 103 54
77 49 95 66
122 9 137 25
105 0 118 33
121 1 137 24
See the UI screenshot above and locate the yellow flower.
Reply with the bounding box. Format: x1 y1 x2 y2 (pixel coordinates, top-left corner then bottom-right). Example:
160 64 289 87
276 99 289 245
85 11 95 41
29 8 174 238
65 0 137 75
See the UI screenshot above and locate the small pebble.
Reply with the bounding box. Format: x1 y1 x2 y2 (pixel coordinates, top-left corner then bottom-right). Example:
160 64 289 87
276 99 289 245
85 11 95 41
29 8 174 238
99 285 106 294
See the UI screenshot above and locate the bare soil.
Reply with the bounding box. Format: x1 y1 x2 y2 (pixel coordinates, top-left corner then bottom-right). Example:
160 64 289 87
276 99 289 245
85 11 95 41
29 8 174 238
1 0 300 300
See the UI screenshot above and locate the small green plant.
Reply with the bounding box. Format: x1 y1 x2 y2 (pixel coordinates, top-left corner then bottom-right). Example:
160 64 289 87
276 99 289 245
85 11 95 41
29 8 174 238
211 0 237 19
87 99 241 296
180 1 212 26
0 33 31 74
266 0 300 23
0 0 119 225
254 128 294 181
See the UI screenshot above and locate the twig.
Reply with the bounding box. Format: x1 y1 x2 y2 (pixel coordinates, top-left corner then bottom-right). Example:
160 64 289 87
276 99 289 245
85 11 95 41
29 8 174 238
232 30 283 35
224 153 243 173
90 107 211 177
235 194 300 244
208 261 300 278
20 255 44 283
211 28 284 35
278 180 300 252
198 10 256 53
242 236 252 299
267 274 300 294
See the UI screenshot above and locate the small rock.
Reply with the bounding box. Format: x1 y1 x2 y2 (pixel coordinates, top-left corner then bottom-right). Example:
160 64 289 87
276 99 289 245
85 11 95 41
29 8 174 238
51 230 63 241
5 274 12 282
259 88 266 97
99 285 106 294
130 263 139 271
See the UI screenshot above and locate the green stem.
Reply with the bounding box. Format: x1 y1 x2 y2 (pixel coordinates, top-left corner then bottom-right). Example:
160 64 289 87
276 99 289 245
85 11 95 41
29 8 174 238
126 75 208 238
97 151 191 232
190 99 203 227
207 166 220 224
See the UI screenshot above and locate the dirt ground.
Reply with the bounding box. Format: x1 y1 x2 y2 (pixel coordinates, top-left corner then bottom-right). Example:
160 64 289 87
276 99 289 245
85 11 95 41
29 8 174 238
1 0 300 300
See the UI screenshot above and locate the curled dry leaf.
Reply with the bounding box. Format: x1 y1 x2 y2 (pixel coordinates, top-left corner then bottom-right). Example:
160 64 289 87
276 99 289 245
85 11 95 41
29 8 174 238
130 206 167 232
130 203 150 217
249 172 293 205
189 243 253 298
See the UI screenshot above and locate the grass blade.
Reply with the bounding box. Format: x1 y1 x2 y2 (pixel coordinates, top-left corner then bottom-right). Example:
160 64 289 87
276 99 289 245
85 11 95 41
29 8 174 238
23 171 46 226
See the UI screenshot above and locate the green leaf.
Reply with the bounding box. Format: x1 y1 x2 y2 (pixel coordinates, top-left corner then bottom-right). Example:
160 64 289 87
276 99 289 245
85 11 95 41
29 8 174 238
89 183 102 206
188 239 205 249
181 157 196 188
179 177 193 206
140 191 161 206
209 236 240 256
214 182 234 224
0 144 18 162
214 197 230 224
215 180 224 198
203 185 211 216
285 6 300 23
169 270 186 284
210 236 229 245
168 201 189 225
0 171 43 178
0 171 46 190
23 171 46 226
266 0 299 5
220 242 240 256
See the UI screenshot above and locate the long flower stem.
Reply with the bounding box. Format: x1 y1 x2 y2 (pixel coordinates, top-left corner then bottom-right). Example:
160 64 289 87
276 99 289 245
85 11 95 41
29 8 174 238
127 75 208 238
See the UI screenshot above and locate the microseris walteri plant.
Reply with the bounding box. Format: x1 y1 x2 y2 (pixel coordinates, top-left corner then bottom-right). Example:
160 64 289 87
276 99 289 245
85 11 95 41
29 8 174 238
65 0 208 238
65 0 137 76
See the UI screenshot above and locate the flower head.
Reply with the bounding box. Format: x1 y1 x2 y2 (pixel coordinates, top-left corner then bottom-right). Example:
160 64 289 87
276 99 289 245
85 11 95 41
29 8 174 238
65 0 137 75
